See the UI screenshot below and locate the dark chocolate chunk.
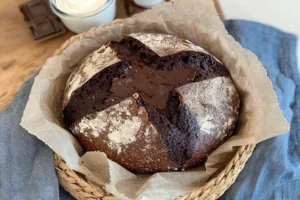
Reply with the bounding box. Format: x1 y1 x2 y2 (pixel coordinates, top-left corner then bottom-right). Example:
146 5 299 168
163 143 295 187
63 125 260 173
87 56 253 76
28 1 48 19
19 0 66 41
32 18 56 38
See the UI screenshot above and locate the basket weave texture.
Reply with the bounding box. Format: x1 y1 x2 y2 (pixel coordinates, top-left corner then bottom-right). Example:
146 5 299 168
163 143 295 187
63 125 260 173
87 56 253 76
52 25 256 200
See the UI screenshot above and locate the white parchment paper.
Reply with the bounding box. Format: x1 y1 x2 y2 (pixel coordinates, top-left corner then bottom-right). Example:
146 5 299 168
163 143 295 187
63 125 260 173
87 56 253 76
21 0 290 199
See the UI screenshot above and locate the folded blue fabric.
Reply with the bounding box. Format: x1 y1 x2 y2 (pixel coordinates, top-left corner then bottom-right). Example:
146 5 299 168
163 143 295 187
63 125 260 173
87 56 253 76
0 75 64 200
0 20 299 200
220 20 300 200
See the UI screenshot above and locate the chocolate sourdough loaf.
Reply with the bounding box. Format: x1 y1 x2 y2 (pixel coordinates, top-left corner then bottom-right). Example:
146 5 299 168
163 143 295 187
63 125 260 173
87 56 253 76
62 33 240 173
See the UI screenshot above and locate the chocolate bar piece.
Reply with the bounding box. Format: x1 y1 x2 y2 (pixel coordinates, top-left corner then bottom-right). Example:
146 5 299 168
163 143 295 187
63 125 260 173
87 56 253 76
20 0 66 41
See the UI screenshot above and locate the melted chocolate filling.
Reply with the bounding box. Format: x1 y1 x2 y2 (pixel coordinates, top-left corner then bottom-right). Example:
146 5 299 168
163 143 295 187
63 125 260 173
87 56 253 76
63 36 228 166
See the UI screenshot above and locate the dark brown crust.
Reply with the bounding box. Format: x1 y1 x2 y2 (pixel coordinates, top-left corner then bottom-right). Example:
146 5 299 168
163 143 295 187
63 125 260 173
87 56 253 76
62 62 126 127
63 36 227 126
71 101 177 173
183 89 240 168
75 130 177 173
63 34 240 173
134 92 198 167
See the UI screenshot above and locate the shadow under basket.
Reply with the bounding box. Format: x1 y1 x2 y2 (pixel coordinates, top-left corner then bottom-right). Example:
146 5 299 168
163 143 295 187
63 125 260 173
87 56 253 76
52 26 256 200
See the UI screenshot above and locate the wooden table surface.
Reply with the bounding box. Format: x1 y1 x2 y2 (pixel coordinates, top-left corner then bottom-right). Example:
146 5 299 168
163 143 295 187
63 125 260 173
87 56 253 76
0 0 127 111
0 0 70 111
0 0 222 111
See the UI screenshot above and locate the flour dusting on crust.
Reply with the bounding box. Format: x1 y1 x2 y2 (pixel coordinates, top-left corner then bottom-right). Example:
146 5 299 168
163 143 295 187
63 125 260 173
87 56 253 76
176 77 238 136
63 45 121 107
65 33 240 172
129 33 220 62
71 98 159 154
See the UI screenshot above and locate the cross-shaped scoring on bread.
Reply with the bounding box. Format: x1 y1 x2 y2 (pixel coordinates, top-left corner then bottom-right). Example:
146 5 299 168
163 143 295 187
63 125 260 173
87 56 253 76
63 33 240 173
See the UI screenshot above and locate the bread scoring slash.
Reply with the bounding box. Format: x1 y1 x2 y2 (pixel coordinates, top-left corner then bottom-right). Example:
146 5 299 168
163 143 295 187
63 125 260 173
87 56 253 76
62 33 240 173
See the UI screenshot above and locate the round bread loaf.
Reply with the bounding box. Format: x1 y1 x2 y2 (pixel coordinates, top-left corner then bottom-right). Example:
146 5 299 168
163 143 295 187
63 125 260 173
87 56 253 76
62 33 240 173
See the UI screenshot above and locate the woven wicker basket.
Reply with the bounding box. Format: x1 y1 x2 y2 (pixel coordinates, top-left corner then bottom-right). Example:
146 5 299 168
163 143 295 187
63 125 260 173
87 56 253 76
52 25 256 200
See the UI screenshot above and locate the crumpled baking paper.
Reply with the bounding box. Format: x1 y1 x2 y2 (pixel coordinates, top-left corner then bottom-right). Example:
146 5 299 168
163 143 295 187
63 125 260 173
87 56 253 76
21 0 290 199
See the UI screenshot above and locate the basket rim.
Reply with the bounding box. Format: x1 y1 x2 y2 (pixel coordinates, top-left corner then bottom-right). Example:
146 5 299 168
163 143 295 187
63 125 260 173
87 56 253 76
54 144 255 200
52 19 256 200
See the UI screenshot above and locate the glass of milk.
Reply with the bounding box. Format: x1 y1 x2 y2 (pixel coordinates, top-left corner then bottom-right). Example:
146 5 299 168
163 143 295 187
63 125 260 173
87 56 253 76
49 0 116 33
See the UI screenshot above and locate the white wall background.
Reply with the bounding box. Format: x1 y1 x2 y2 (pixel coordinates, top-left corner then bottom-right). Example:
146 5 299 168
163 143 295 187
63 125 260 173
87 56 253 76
219 0 300 35
218 0 300 72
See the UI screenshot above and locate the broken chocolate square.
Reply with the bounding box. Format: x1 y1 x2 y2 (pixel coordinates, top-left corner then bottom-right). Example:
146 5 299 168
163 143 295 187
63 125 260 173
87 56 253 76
33 18 56 38
19 0 66 41
27 1 48 19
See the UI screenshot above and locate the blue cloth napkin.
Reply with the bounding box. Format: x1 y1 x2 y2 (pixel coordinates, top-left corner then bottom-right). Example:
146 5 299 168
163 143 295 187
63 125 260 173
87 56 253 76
0 20 299 200
220 20 300 200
